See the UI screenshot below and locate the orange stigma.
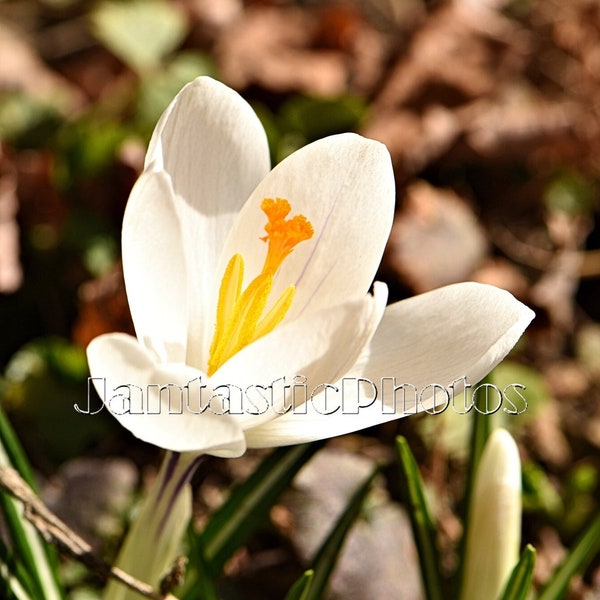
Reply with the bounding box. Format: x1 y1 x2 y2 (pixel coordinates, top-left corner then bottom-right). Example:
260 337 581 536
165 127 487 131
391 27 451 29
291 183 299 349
207 198 313 376
260 198 314 275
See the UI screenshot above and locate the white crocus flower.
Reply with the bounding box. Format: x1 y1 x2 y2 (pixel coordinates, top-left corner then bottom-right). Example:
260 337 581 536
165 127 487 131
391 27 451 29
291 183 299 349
85 76 533 596
87 76 534 454
461 428 522 600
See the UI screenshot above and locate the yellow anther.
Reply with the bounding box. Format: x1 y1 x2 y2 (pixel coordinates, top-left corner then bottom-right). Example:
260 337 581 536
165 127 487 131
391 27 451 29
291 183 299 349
208 273 273 376
254 285 295 340
208 253 244 361
207 198 313 376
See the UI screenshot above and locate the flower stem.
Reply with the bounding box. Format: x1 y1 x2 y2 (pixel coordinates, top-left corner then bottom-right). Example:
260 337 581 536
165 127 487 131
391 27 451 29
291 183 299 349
103 451 202 600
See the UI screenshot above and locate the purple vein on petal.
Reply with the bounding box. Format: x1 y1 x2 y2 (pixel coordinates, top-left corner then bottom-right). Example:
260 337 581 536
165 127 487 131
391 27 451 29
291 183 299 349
294 193 339 288
294 260 337 320
157 451 180 504
170 455 204 507
157 455 205 537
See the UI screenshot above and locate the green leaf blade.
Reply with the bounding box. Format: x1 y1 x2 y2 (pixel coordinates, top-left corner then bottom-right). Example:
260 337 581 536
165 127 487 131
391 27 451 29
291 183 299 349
0 406 63 599
91 0 187 73
304 466 379 600
499 544 536 600
284 570 314 600
538 513 600 600
0 533 36 600
200 442 322 576
395 436 444 600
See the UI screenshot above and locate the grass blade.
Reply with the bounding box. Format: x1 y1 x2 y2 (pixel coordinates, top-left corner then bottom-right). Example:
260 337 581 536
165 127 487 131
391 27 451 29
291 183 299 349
454 378 495 597
464 379 495 512
0 407 37 491
0 491 42 598
395 436 444 600
284 570 314 600
200 442 322 575
304 466 379 600
0 561 32 600
538 513 600 600
0 535 34 600
0 407 63 599
499 544 536 600
181 531 219 600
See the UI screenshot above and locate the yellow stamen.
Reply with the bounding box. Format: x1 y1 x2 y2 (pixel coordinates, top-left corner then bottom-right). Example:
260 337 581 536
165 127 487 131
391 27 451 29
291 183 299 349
254 285 296 339
208 273 273 375
208 253 244 360
207 198 313 376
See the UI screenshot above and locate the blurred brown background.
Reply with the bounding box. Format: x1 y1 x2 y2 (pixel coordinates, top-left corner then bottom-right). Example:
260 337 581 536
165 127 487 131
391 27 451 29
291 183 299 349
0 0 599 597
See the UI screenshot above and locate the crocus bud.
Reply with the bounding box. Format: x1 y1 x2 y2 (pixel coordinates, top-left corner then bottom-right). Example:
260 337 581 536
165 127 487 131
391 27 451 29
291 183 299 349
461 428 522 600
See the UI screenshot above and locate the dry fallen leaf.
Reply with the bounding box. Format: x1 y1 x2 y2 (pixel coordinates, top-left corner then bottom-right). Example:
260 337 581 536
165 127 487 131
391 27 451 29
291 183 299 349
362 106 460 179
472 257 529 299
72 264 134 347
0 150 22 293
215 4 388 96
0 19 81 109
215 6 347 95
374 1 528 111
383 180 488 292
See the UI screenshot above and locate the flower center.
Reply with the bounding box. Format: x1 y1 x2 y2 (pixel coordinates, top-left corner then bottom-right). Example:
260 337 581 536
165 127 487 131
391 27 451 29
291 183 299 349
207 198 314 376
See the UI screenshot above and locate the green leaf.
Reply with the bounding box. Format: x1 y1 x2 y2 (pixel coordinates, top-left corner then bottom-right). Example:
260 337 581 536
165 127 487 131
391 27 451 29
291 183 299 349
521 461 562 518
454 379 495 597
55 119 127 184
0 409 63 599
135 51 216 134
304 466 379 600
275 95 367 162
561 463 598 535
0 490 40 597
0 91 62 148
199 442 322 575
279 95 367 141
0 535 35 600
395 436 444 600
0 404 37 492
544 169 595 216
91 0 187 73
3 339 113 465
489 362 550 430
284 570 314 600
181 530 218 600
537 513 600 600
499 544 536 600
464 378 496 513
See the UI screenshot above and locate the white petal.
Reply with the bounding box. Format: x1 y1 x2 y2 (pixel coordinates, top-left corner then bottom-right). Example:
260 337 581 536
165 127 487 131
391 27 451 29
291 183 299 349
210 282 388 429
122 170 187 363
86 333 246 456
352 282 535 409
219 133 395 321
245 283 534 447
144 76 271 368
